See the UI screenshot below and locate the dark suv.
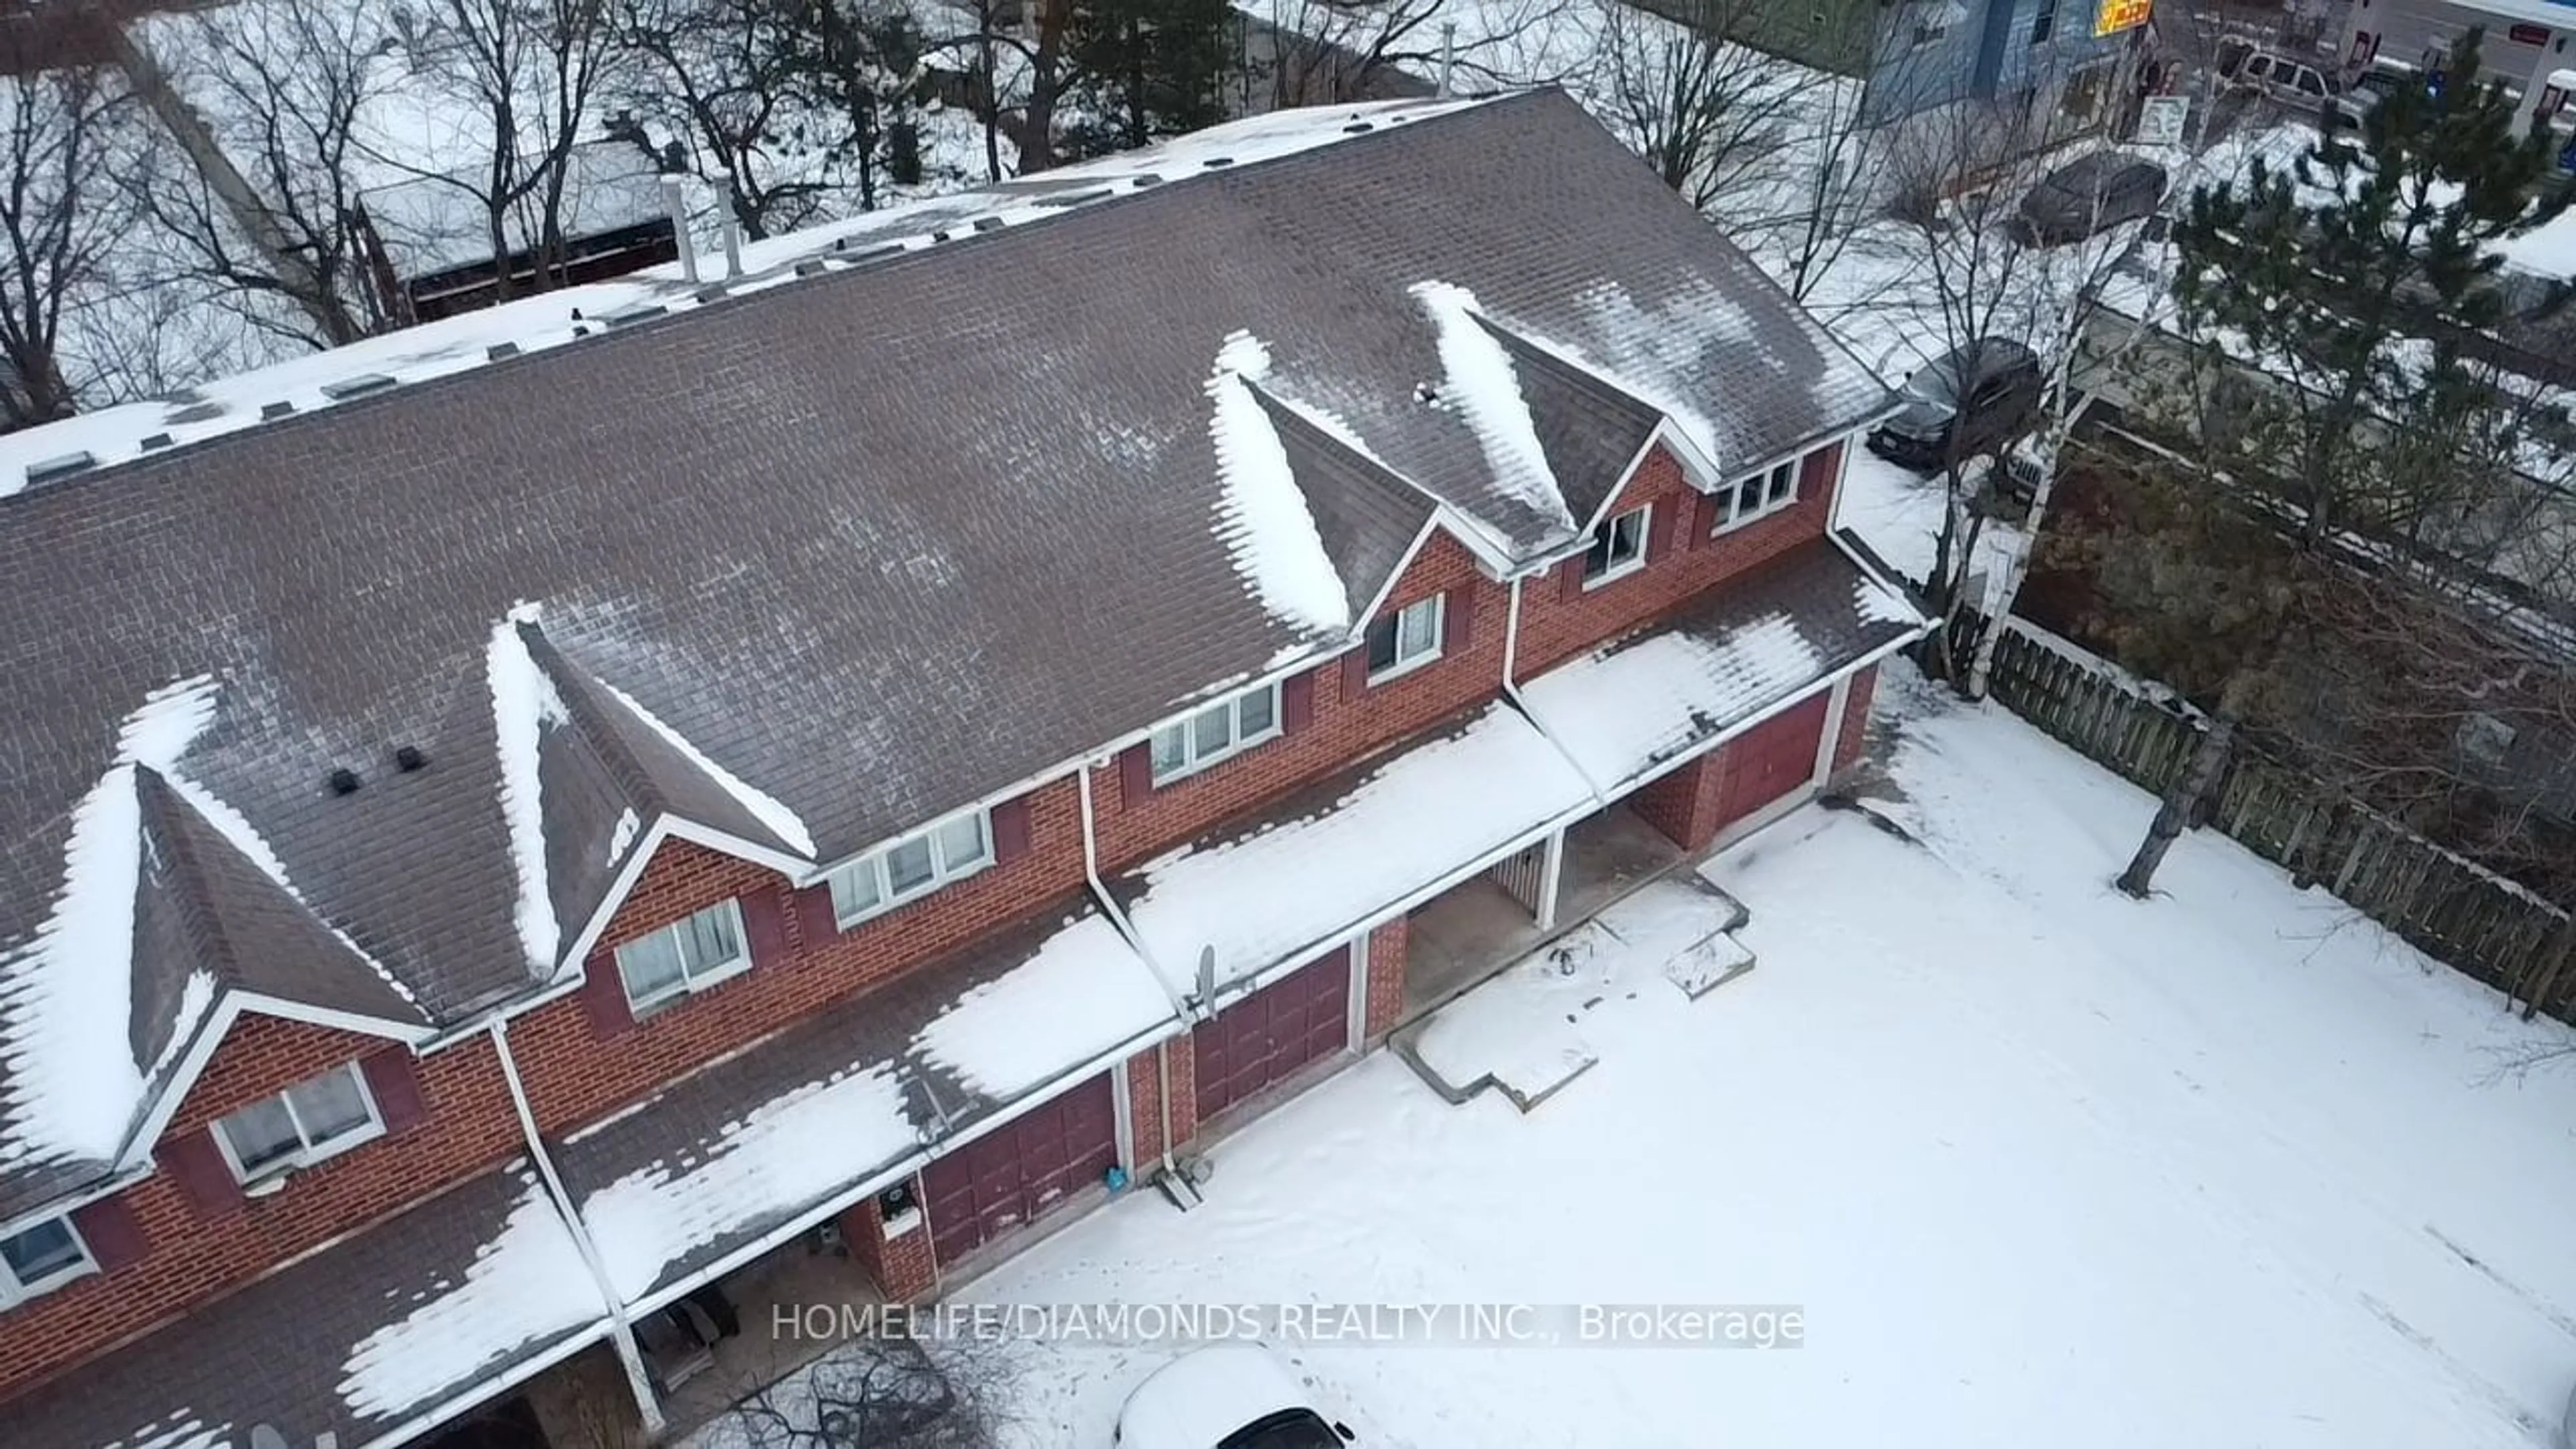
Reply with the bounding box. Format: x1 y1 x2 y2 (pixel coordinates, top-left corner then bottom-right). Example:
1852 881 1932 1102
1867 338 2045 472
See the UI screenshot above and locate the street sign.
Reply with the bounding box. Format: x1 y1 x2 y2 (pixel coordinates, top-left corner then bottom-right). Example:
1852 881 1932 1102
2093 0 2151 37
2137 95 2189 146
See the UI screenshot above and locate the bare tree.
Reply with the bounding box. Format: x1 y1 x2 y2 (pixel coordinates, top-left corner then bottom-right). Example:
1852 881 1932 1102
0 66 125 428
110 0 392 350
1246 0 1578 111
715 1332 1021 1449
364 0 623 303
1589 0 1807 215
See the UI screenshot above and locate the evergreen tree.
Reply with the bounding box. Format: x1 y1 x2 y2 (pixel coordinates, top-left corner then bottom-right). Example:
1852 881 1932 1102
1062 0 1233 156
2090 28 2575 895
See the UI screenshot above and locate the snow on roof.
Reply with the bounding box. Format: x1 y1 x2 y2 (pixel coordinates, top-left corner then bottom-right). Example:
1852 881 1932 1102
0 677 219 1175
1521 618 1825 793
578 1062 918 1304
910 913 1177 1098
595 679 818 859
0 94 1501 498
1118 702 1595 994
1206 331 1356 636
335 1175 606 1420
1411 280 1579 535
488 611 569 974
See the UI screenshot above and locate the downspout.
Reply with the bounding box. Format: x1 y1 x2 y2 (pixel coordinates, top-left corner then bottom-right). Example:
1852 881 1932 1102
1077 763 1185 1191
1497 570 1611 806
486 1020 667 1438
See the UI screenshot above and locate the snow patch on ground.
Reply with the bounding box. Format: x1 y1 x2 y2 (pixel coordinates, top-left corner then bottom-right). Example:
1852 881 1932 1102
596 679 818 860
337 1177 605 1420
580 1066 919 1304
1411 281 1576 530
1519 616 1825 790
488 611 570 975
0 676 221 1170
1121 703 1595 994
911 914 1177 1099
1205 331 1353 635
969 674 2576 1449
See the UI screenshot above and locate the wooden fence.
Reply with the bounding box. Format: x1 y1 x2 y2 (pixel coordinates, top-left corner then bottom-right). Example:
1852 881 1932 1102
1979 621 2576 1023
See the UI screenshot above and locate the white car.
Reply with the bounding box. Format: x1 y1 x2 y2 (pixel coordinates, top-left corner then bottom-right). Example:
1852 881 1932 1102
1114 1342 1359 1449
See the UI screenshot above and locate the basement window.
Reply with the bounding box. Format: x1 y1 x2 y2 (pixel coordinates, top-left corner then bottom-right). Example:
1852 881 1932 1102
826 810 993 928
1366 595 1446 682
213 1062 382 1182
0 1216 93 1307
614 899 751 1011
1584 505 1652 586
1152 681 1283 784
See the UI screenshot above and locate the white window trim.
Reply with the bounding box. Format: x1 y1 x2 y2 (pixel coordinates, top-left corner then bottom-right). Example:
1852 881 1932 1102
617 898 755 1012
0 1216 95 1309
1150 681 1285 786
828 808 995 930
1717 458 1801 533
211 1063 386 1186
1366 594 1447 684
1582 504 1654 590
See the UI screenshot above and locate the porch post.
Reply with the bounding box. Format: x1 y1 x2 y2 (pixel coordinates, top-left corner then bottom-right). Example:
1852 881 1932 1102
1536 828 1567 932
1815 676 1853 786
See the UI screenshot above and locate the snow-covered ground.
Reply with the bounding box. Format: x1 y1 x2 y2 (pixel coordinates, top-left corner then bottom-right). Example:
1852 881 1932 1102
928 668 2576 1448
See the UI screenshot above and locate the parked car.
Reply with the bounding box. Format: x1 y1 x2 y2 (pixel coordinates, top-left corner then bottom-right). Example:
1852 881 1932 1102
2016 152 2169 245
2219 40 2357 124
1867 339 2044 472
1116 1343 1358 1448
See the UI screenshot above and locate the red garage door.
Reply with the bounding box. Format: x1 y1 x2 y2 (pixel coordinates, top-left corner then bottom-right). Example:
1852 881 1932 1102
1716 694 1831 833
922 1073 1118 1268
1193 947 1350 1123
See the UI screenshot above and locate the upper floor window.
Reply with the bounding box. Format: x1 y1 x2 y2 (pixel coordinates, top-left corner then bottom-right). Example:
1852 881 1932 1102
1722 459 1799 531
213 1062 382 1183
1366 595 1445 682
2029 0 2055 44
0 1216 92 1306
826 809 992 928
1583 505 1652 586
1152 681 1283 784
616 899 750 1011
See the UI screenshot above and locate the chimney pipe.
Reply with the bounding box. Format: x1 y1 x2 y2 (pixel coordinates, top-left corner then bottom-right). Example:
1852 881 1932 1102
661 174 697 284
1440 21 1456 97
720 195 743 279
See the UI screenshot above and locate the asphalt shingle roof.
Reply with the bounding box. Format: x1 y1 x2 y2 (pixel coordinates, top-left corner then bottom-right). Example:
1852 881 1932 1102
0 89 1892 1218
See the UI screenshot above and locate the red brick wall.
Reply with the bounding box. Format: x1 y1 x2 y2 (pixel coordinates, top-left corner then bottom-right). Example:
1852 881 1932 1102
1832 665 1879 775
0 1020 523 1403
1513 441 1844 681
1633 749 1731 853
839 1180 935 1301
1091 532 1509 875
1122 1053 1167 1167
1362 917 1408 1041
1162 1039 1201 1154
513 778 1087 1133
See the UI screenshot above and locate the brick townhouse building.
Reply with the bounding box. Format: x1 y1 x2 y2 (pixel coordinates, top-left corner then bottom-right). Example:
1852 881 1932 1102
0 90 1921 1449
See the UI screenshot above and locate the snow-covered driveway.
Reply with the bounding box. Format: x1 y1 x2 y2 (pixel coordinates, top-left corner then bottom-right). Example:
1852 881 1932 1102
969 675 2576 1448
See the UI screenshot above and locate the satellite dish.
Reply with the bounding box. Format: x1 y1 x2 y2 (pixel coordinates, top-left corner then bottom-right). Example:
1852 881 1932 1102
248 1428 288 1449
1194 946 1216 1020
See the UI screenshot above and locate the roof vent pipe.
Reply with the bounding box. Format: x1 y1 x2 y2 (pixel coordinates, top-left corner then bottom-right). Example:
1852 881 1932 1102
662 174 698 284
720 191 743 279
1439 21 1456 97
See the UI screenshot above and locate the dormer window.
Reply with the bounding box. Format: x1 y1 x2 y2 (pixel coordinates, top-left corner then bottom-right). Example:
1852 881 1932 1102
1583 505 1652 586
1365 595 1445 681
0 1216 92 1306
212 1062 383 1183
615 899 752 1010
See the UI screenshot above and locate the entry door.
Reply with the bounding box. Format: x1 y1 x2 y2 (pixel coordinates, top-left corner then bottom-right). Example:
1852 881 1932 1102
921 1073 1118 1268
1715 694 1831 833
1192 947 1352 1123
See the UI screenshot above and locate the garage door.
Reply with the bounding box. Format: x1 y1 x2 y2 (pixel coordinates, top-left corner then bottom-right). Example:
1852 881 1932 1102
922 1073 1118 1268
1715 694 1831 833
1193 947 1350 1123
